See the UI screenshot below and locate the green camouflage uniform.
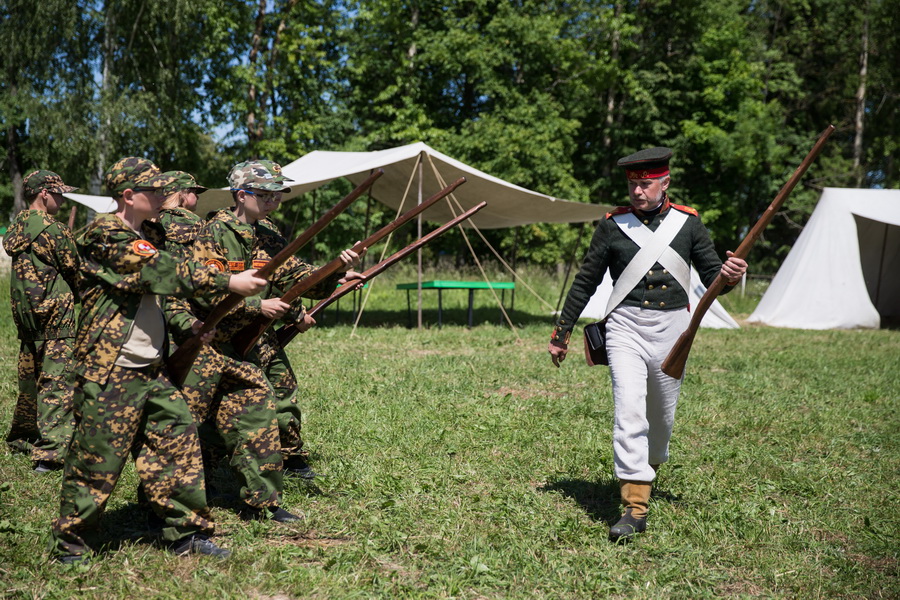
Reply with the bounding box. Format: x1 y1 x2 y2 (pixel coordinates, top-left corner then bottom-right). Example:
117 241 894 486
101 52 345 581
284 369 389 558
50 158 233 559
163 234 284 509
191 207 341 462
3 206 80 464
157 207 203 261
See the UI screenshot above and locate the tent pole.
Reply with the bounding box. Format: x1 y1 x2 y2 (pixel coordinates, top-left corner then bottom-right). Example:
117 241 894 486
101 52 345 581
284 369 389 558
555 222 588 313
417 155 424 329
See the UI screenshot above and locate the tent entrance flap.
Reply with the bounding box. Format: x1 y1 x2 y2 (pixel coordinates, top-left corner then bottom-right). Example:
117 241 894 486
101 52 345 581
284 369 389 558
855 214 900 327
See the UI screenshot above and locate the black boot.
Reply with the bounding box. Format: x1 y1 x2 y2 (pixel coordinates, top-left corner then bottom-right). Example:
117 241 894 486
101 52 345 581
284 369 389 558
609 508 647 542
283 455 318 479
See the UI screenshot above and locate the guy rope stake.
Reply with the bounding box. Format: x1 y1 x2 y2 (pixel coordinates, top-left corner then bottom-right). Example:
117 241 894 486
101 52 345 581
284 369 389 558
661 125 835 379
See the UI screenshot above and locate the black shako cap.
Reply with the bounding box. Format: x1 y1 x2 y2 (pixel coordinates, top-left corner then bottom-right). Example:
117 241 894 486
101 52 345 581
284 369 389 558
616 147 673 171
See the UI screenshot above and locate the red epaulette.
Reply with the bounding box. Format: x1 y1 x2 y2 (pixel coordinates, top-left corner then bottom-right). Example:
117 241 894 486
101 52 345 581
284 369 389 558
605 206 633 219
671 203 698 217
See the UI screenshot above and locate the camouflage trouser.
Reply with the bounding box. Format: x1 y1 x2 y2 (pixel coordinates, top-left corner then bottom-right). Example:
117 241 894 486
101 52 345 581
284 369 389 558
50 363 213 558
6 337 76 464
180 344 282 508
263 346 305 460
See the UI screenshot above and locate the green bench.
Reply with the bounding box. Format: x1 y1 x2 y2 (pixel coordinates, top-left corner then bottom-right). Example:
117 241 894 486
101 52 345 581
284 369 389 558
396 280 515 327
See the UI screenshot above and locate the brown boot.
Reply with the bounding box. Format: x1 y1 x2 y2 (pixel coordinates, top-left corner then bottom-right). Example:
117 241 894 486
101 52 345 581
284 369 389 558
609 481 651 542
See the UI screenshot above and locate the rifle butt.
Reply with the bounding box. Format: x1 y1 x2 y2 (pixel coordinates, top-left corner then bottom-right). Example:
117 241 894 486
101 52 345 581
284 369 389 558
660 331 694 379
232 318 271 359
166 338 202 388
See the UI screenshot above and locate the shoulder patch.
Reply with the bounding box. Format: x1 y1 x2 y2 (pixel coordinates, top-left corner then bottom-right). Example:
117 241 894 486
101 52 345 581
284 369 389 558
605 206 633 219
205 258 227 272
132 239 158 257
671 203 698 217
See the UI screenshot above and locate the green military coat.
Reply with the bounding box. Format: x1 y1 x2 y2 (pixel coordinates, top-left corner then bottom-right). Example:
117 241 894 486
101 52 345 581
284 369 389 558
553 199 733 344
3 209 80 341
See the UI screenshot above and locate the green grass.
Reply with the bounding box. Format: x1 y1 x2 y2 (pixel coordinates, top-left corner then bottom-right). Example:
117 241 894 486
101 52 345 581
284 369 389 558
0 265 897 599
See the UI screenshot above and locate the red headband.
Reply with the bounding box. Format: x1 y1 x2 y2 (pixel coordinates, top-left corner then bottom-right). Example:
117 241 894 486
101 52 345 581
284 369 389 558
625 166 670 179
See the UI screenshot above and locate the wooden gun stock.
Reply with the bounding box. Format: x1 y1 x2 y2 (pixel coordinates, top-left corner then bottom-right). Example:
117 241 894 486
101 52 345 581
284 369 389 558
230 176 467 358
661 125 835 379
275 201 487 348
165 169 384 386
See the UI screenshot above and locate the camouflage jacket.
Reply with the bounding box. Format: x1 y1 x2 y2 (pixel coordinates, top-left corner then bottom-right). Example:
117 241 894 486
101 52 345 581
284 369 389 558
179 208 342 356
553 199 733 343
3 209 80 341
157 207 203 261
75 213 231 384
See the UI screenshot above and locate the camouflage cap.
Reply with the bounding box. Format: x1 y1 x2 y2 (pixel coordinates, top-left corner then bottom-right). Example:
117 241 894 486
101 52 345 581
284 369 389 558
104 156 169 196
158 171 208 196
227 160 293 192
23 170 78 197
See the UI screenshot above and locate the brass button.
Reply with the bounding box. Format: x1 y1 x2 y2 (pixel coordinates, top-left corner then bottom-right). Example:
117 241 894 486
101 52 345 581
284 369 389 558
663 269 668 274
648 285 654 290
648 270 653 276
643 300 650 306
661 285 668 290
643 219 649 225
560 320 566 324
659 301 666 307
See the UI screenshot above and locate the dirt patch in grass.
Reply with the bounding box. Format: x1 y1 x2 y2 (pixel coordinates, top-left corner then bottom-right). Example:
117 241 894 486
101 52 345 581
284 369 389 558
274 532 353 548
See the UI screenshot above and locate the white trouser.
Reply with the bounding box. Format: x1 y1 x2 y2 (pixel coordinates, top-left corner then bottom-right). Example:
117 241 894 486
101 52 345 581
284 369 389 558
605 305 690 482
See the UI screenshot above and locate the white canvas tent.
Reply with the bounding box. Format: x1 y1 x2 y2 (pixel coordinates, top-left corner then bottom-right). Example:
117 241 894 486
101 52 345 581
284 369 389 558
196 142 611 228
580 267 740 329
748 187 900 329
63 193 117 214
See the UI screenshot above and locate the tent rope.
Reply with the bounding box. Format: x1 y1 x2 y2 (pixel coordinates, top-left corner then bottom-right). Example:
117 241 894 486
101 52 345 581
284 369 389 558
425 156 557 313
424 157 523 340
349 154 422 337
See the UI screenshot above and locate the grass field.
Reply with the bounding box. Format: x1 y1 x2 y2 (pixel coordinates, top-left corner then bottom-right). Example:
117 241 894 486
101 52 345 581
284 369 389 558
0 263 897 599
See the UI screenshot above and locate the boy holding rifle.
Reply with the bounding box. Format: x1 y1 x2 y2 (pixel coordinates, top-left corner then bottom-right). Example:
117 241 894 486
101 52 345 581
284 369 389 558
186 160 362 483
548 148 747 542
50 157 268 562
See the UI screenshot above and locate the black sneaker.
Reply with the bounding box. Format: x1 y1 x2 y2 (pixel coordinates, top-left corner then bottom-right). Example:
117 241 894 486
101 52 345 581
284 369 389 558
34 460 62 473
283 456 319 479
269 506 302 523
55 553 87 565
171 534 231 559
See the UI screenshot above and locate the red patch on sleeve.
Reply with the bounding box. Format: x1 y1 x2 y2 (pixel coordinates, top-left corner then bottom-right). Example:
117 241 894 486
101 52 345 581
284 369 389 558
252 259 269 269
205 259 227 272
132 240 158 256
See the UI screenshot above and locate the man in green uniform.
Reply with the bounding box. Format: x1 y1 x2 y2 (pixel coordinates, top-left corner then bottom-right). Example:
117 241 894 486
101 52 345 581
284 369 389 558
3 170 80 472
49 157 268 563
191 160 361 480
548 148 747 542
158 170 300 523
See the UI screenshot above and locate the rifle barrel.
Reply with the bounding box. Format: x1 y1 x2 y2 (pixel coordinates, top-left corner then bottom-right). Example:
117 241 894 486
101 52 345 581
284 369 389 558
660 125 835 379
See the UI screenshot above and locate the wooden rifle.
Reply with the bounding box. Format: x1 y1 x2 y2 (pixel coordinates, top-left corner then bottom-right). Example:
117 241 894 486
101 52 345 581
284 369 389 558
230 176 467 358
660 125 835 379
166 169 384 386
275 200 487 348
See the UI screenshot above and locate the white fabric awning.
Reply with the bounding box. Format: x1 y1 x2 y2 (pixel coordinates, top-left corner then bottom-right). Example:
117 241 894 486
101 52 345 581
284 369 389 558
196 142 611 228
63 192 117 214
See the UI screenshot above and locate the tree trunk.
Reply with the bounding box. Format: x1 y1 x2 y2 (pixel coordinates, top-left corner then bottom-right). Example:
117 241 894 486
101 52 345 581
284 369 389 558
7 120 24 217
247 0 267 156
852 9 868 187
